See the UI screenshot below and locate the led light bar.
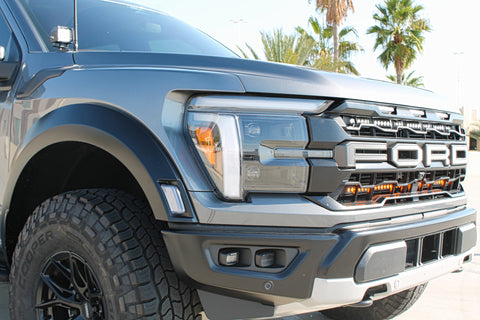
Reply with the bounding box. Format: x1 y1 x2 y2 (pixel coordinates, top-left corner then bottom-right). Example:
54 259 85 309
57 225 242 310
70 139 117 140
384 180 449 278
189 95 333 114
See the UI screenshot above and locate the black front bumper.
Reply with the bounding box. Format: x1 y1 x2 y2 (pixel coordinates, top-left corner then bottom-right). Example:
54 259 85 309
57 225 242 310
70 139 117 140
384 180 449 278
162 206 476 317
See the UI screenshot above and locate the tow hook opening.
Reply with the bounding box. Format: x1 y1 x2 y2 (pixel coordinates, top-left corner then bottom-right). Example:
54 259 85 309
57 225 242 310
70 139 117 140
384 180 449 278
349 284 387 308
453 254 473 273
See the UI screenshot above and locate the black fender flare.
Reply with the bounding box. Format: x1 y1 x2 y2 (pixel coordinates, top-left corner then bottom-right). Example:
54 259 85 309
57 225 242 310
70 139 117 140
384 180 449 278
4 103 185 222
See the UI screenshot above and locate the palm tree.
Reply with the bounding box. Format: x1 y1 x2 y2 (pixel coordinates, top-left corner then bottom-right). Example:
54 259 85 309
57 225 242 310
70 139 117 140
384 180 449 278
313 0 354 65
367 0 430 84
301 17 362 74
237 43 259 60
387 70 424 87
239 28 316 66
240 19 361 75
260 29 316 65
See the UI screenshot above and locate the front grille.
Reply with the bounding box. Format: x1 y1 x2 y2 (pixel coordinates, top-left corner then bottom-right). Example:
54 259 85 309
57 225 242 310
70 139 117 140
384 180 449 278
308 102 468 209
337 169 465 206
341 115 465 141
405 229 458 268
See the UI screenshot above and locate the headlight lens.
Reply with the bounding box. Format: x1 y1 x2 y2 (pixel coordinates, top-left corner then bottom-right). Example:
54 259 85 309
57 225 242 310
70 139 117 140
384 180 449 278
187 111 310 200
187 112 242 199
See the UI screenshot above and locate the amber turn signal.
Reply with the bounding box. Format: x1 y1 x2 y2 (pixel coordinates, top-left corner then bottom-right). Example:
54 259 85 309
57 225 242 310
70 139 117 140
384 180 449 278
195 127 216 166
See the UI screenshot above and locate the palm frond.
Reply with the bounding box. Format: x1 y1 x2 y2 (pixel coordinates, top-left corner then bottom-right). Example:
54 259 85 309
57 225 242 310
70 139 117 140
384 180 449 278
368 0 431 84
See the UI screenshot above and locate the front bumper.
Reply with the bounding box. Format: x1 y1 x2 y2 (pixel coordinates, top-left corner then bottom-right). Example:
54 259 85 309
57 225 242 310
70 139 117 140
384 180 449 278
163 206 476 319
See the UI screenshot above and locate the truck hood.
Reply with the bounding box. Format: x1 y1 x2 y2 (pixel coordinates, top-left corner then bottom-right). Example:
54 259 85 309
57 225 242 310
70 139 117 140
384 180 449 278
74 52 457 113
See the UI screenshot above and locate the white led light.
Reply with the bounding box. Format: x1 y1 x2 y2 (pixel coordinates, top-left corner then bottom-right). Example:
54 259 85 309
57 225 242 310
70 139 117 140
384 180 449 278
161 185 186 215
225 252 239 264
379 106 396 114
188 112 242 200
189 96 333 114
411 109 425 117
217 115 242 199
436 112 449 120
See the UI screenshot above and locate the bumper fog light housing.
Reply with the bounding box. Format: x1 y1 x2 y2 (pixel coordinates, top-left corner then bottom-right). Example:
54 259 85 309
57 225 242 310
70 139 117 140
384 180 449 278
255 250 276 268
219 249 240 266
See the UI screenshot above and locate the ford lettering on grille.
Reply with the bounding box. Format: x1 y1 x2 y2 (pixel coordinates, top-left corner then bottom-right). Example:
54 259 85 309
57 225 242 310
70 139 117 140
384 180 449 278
335 142 468 168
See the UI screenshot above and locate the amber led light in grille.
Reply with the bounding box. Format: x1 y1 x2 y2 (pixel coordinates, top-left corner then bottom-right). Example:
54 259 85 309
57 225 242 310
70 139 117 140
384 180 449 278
374 184 394 192
433 179 446 187
339 178 453 205
345 186 371 194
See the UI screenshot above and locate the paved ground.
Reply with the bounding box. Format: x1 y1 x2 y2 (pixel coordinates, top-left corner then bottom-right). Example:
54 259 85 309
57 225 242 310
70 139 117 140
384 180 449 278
1 152 479 320
0 282 7 319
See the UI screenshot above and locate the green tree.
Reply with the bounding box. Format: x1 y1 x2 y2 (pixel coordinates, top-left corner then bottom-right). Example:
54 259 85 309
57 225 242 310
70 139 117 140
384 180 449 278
300 17 362 74
313 0 354 66
239 29 316 65
237 43 260 60
239 18 361 75
387 70 424 87
367 0 430 84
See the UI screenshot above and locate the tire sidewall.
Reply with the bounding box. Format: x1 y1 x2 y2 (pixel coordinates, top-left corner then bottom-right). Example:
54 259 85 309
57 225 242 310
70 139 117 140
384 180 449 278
10 214 117 319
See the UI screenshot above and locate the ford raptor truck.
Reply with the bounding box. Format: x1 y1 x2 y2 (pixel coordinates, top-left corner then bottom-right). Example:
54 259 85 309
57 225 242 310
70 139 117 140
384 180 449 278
0 0 476 319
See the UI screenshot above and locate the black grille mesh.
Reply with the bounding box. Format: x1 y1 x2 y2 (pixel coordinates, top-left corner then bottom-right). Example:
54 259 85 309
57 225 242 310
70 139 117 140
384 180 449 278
337 169 465 206
341 115 465 141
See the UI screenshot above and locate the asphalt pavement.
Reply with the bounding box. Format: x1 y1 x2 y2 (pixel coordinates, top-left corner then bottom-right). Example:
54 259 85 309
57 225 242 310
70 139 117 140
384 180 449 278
1 152 479 320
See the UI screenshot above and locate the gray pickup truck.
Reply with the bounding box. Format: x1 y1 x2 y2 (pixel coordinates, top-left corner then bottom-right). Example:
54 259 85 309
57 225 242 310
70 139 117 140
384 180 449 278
0 0 476 319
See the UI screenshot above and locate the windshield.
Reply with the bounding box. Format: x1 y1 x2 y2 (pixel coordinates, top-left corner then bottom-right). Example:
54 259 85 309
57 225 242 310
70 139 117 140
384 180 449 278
17 0 237 57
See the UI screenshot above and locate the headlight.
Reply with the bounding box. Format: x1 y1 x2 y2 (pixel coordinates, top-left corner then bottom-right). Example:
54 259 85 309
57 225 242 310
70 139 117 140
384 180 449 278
186 96 332 200
187 112 242 199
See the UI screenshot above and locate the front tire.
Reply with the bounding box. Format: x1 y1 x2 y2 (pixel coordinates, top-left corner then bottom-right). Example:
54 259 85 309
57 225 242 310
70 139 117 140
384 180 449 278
9 189 202 320
321 284 427 320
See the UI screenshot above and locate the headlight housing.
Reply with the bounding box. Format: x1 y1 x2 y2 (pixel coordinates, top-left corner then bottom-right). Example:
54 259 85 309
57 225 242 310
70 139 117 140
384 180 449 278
186 96 332 200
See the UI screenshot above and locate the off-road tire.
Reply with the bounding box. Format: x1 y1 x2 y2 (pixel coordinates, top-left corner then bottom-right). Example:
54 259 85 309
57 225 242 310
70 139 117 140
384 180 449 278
9 188 202 319
321 284 427 320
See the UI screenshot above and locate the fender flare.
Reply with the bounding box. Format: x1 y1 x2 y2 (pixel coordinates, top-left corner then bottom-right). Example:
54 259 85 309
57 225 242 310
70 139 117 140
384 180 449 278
4 103 186 222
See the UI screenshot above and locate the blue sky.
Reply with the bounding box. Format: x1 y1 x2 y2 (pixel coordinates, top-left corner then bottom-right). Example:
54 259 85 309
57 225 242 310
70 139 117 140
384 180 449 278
136 0 478 111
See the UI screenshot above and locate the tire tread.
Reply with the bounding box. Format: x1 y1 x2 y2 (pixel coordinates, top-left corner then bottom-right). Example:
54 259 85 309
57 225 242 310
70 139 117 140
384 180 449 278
9 188 202 319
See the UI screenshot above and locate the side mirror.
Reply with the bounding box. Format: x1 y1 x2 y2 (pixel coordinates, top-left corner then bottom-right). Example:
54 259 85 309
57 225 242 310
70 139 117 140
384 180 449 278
50 26 73 49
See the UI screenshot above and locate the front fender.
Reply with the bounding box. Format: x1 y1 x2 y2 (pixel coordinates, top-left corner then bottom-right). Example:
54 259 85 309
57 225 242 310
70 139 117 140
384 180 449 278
5 103 184 221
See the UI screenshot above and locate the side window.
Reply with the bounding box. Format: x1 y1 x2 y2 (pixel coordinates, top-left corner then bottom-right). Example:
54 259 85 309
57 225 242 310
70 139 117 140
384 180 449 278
0 11 19 62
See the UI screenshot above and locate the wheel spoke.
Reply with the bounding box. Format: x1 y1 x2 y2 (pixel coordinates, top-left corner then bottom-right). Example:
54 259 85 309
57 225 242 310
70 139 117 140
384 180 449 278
40 273 75 299
36 251 106 319
35 297 82 310
49 257 72 280
70 254 89 300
